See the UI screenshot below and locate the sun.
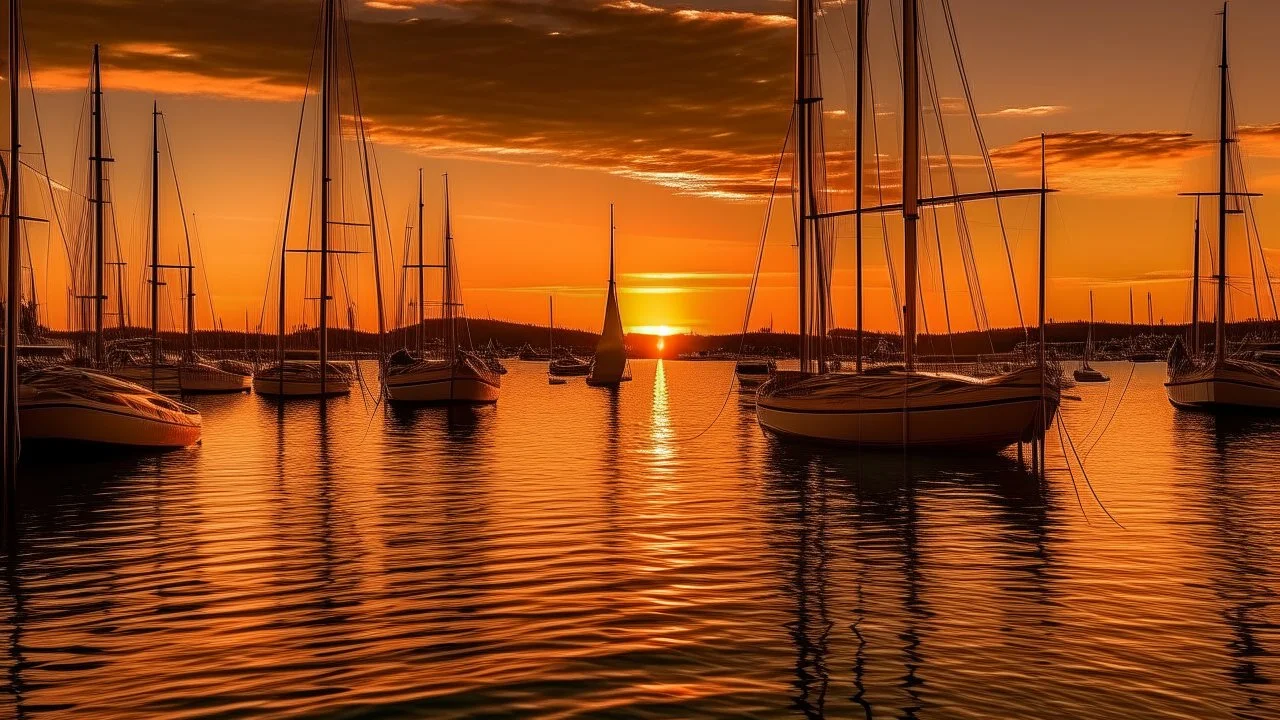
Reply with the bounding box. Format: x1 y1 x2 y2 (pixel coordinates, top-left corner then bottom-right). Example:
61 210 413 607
657 337 666 353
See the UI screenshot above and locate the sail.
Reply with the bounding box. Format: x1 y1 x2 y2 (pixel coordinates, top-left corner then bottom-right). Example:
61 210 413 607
592 281 627 379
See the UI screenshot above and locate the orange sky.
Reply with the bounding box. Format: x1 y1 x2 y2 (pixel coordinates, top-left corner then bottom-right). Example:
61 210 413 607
11 0 1280 336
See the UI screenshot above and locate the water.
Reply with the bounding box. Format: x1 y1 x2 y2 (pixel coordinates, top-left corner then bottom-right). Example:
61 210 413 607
3 360 1279 718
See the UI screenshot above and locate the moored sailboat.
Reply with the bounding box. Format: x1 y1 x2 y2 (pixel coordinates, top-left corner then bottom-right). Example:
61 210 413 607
383 175 500 404
548 296 590 377
253 0 383 399
1165 4 1280 412
755 0 1059 449
586 205 630 387
108 104 248 394
1074 291 1109 383
7 34 200 447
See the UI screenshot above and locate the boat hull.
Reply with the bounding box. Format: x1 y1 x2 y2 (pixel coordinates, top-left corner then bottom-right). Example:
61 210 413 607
1166 360 1280 411
736 372 770 389
180 365 252 393
108 366 181 395
19 367 202 448
384 362 501 404
756 367 1059 450
252 361 354 398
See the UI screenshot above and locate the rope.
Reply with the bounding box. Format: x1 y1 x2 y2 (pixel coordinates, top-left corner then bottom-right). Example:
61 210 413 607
672 113 793 445
1082 361 1135 460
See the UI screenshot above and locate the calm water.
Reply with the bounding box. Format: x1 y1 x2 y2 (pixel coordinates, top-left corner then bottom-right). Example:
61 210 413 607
2 360 1279 719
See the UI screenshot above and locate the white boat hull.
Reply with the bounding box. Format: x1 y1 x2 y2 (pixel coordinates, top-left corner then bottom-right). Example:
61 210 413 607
1166 360 1280 411
252 361 354 398
19 367 202 448
384 359 501 404
756 367 1058 450
108 366 181 395
180 365 252 393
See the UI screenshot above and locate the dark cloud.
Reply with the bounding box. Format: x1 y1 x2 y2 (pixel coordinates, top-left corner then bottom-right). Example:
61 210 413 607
24 0 797 198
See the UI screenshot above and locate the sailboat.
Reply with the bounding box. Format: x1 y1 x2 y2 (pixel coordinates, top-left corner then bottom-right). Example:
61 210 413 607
253 0 385 399
755 0 1059 449
548 296 590 377
1166 3 1280 411
585 205 630 387
383 175 500 404
1074 292 1108 383
107 104 249 394
8 38 200 447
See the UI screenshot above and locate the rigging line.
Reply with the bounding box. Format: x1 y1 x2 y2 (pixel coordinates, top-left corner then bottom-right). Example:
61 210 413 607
676 113 792 446
1245 195 1279 320
1060 413 1124 528
916 92 953 360
918 7 991 344
940 0 1025 337
24 40 71 329
864 28 903 336
1076 373 1112 449
1054 412 1090 525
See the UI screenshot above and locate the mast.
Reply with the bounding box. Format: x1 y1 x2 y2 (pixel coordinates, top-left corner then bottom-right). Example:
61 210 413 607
417 168 424 356
609 203 616 292
443 174 455 364
318 0 332 392
150 101 160 388
854 0 866 374
548 295 553 356
1192 199 1201 351
795 0 810 373
92 44 105 365
902 0 920 371
1038 134 1046 375
1215 2 1228 365
1087 291 1094 364
1147 292 1154 326
6 0 23 515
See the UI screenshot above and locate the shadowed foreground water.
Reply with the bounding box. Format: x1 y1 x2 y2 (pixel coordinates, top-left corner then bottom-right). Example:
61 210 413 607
2 360 1278 718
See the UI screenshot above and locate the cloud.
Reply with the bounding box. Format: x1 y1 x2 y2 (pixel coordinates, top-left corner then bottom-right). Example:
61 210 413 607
25 0 795 199
980 104 1068 119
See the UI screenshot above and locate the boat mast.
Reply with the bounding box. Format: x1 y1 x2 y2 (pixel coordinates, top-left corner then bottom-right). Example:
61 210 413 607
854 0 866 374
1215 2 1228 365
901 0 920 371
1038 134 1046 375
92 44 105 365
1191 198 1201 352
443 174 455 364
417 168 424 356
795 0 810 373
5 0 23 514
548 295 554 356
319 0 332 393
150 101 160 388
1087 290 1094 363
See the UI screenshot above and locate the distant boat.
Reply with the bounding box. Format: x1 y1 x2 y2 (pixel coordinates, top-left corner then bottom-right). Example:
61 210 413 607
1165 4 1280 411
755 0 1058 449
735 358 775 389
383 175 501 404
253 0 376 399
586 205 631 387
9 39 200 447
1074 292 1109 383
547 296 590 377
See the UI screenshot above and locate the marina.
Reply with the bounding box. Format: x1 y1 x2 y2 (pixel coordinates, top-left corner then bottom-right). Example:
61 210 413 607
2 0 1280 716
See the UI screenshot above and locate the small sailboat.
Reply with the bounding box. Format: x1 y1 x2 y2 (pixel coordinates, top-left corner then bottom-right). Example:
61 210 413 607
755 0 1058 449
1074 292 1109 383
8 38 200 447
383 175 500 404
586 205 630 387
253 0 382 399
548 296 590 377
1166 3 1280 411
